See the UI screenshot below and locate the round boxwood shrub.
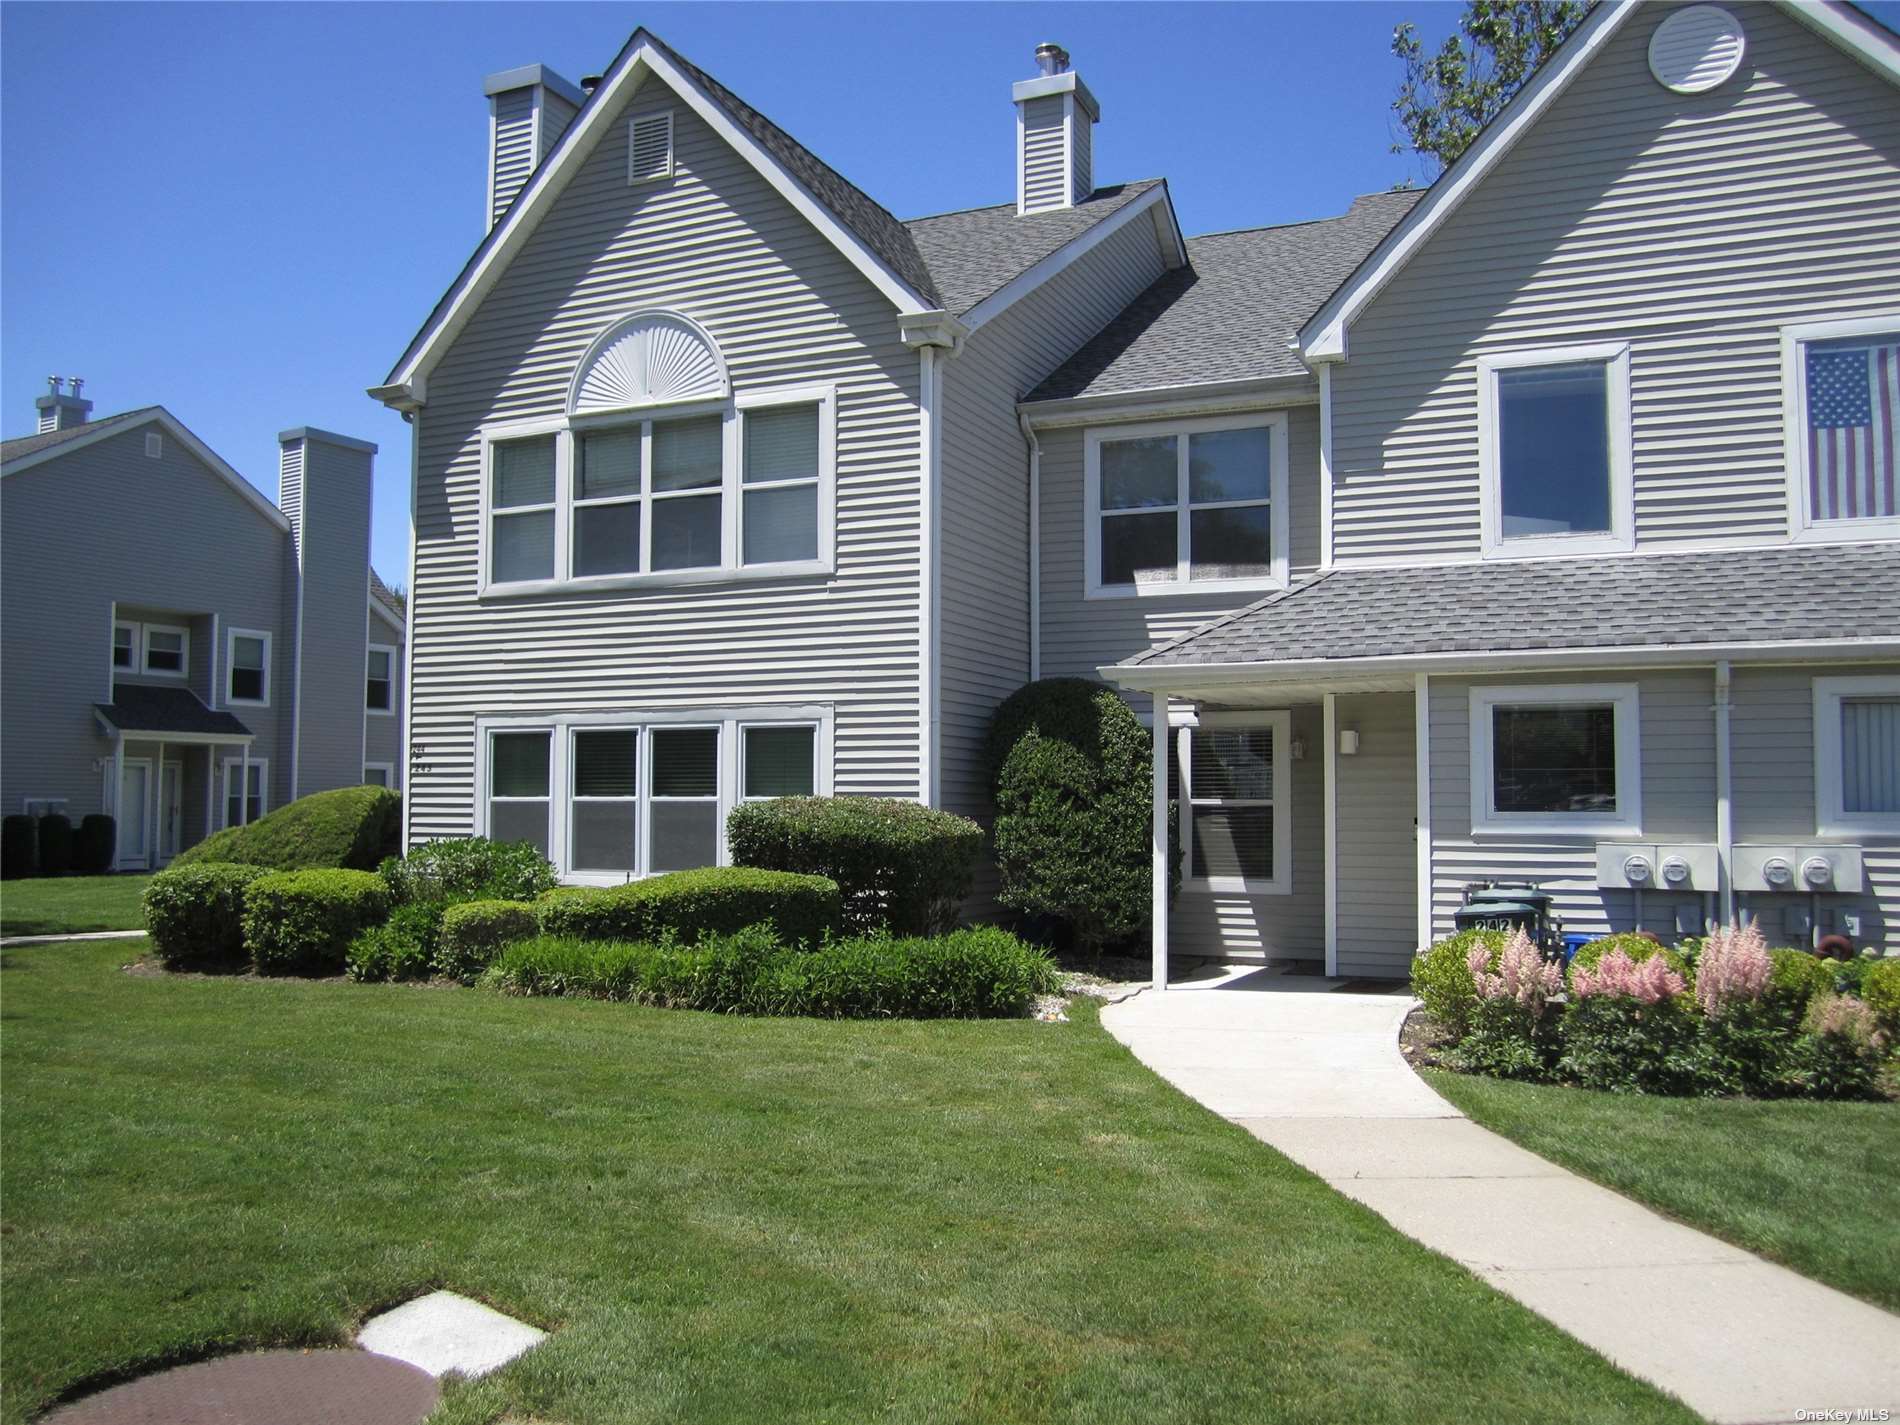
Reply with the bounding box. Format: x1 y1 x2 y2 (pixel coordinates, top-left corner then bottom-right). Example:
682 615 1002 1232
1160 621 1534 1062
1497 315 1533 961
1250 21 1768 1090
987 678 1179 955
538 867 843 948
1570 933 1692 984
242 868 390 975
379 836 557 906
1862 957 1900 1038
3 814 38 880
726 796 983 935
36 815 74 877
75 815 116 874
143 863 273 967
435 900 539 982
172 786 400 872
347 901 447 983
1409 929 1506 1040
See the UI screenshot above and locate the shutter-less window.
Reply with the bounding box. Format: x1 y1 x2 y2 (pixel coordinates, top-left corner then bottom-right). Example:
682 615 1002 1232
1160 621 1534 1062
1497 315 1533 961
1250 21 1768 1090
571 730 638 872
1841 697 1900 815
742 404 821 565
743 726 815 798
628 112 674 185
650 727 719 872
1189 727 1275 882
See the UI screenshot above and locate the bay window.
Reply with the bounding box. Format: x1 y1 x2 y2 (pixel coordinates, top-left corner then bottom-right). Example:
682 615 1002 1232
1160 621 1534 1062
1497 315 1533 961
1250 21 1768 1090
1470 684 1641 835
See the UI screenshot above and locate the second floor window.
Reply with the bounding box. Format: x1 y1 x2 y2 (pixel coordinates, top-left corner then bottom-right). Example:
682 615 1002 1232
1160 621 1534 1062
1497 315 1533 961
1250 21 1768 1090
227 631 269 705
143 625 188 676
1786 318 1898 539
1479 343 1632 558
112 623 135 669
366 647 394 712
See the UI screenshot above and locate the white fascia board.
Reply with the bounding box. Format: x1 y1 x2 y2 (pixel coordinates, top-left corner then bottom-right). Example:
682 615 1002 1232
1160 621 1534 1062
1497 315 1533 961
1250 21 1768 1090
1781 0 1900 87
961 184 1178 333
376 37 934 409
2 408 289 532
1020 373 1317 428
1011 70 1100 120
1296 1 1635 363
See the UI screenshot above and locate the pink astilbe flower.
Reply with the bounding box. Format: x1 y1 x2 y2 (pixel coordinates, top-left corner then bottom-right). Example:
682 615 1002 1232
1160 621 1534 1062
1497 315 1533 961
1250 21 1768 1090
1804 991 1887 1052
1469 929 1563 1018
1696 918 1772 1019
1571 948 1685 1004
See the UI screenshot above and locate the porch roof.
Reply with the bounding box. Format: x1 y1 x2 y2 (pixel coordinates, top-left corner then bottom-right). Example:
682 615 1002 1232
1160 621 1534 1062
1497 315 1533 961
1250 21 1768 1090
95 685 253 740
1117 542 1900 674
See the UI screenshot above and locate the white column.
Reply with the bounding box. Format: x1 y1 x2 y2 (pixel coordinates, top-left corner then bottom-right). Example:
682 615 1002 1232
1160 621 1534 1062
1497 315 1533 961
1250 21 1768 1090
1323 693 1338 977
1414 673 1434 951
204 747 216 840
1152 691 1170 992
1715 660 1733 928
239 742 252 826
110 737 125 870
153 740 166 863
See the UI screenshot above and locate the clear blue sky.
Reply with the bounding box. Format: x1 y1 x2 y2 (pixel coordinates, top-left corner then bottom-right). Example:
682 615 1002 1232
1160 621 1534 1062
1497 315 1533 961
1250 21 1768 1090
5 1 1895 587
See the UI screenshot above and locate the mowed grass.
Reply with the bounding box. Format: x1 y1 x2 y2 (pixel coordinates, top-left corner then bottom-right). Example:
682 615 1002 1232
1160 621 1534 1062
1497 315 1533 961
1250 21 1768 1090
1425 1068 1900 1312
0 874 150 938
1 943 1697 1425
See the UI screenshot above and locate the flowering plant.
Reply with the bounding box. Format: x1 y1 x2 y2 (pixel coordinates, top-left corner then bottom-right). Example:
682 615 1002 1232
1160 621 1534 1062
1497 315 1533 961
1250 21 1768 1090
1571 948 1685 1004
1694 919 1772 1019
1467 929 1563 1017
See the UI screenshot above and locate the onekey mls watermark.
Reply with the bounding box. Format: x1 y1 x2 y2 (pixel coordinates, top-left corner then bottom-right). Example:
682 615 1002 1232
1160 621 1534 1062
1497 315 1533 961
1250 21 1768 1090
1794 1411 1893 1422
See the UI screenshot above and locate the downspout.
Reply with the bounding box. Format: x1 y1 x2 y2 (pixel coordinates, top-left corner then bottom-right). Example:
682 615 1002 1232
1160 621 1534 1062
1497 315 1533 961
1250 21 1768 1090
400 409 420 853
918 345 939 806
1715 659 1733 927
1019 411 1042 681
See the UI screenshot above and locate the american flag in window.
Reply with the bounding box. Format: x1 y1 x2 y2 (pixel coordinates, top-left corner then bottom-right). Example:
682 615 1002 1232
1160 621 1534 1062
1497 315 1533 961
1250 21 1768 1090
1806 335 1898 521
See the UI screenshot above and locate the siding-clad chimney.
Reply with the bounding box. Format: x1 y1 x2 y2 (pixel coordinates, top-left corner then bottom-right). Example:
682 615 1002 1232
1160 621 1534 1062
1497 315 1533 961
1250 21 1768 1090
484 63 587 228
35 376 92 433
1013 44 1098 215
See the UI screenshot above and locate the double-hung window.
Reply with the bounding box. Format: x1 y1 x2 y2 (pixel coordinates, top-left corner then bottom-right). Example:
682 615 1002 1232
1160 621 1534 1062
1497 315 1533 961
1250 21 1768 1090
570 729 639 872
1181 712 1291 894
143 624 188 677
1470 684 1641 835
227 629 270 705
1814 675 1900 835
112 622 136 670
222 760 266 828
650 416 724 571
1784 317 1900 540
1478 343 1633 557
740 398 824 566
488 731 552 857
490 436 558 584
366 645 395 714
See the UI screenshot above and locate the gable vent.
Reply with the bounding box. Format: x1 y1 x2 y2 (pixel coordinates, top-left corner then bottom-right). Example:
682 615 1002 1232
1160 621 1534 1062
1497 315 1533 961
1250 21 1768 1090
628 111 674 186
145 432 163 459
1647 6 1745 95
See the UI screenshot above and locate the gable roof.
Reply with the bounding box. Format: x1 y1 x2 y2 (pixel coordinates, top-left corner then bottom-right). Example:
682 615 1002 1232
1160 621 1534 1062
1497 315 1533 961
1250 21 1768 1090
1 406 289 532
369 569 405 631
1299 0 1900 363
95 684 254 739
1027 190 1421 405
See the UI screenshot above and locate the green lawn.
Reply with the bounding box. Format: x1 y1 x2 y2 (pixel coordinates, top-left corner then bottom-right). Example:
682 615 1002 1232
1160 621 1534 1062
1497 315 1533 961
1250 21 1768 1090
0 874 150 938
1425 1068 1900 1312
0 943 1696 1425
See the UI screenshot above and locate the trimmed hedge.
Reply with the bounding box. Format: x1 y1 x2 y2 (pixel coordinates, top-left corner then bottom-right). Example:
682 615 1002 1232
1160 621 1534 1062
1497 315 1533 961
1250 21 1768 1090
172 786 400 873
1864 957 1900 1037
346 901 446 983
484 924 1061 1019
243 869 390 975
380 836 557 906
75 815 115 874
143 863 273 967
3 815 37 880
726 796 982 935
436 900 538 982
36 815 74 877
538 867 842 948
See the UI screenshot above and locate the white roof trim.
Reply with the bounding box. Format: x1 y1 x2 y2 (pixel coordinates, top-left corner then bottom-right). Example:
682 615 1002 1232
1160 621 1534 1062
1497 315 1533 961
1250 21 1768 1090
2 408 289 533
1780 0 1900 85
377 34 934 407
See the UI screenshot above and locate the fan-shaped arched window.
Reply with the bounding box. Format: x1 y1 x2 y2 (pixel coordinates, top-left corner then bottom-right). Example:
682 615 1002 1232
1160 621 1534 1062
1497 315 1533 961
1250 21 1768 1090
568 311 729 415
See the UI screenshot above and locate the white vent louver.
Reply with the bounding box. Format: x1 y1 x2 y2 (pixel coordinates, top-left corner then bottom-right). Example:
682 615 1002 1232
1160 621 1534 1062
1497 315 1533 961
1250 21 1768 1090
570 312 727 415
145 432 163 459
628 111 674 186
1647 6 1745 95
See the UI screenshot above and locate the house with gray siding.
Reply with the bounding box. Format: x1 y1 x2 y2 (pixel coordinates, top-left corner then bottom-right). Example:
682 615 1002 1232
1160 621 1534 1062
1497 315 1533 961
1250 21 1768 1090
1 389 406 869
375 3 1898 974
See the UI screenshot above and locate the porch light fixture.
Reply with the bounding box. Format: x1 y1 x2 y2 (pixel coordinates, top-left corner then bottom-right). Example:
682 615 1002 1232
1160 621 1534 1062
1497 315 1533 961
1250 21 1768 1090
1339 729 1360 756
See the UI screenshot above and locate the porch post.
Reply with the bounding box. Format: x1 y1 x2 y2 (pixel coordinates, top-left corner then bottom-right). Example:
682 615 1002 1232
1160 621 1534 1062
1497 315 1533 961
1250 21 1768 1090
1323 693 1338 977
153 740 166 864
1414 673 1433 952
110 736 125 871
1152 691 1169 992
239 742 251 826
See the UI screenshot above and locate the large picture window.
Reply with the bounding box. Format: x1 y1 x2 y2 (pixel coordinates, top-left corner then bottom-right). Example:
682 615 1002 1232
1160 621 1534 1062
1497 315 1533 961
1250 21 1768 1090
1814 675 1900 835
1085 414 1287 598
1470 684 1640 835
1783 316 1900 540
1180 712 1291 895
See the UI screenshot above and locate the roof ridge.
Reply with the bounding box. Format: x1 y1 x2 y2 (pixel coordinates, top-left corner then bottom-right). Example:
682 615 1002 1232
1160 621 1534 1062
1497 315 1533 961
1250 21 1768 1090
0 405 167 463
1128 571 1334 666
1188 190 1423 243
902 177 1168 226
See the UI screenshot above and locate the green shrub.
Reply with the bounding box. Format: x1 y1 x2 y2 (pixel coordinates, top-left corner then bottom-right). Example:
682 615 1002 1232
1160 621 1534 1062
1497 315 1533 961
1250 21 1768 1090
1690 1001 1792 1098
987 678 1179 954
1861 958 1900 1038
36 815 73 877
537 867 842 948
346 901 445 983
1559 994 1698 1094
436 900 539 982
142 863 273 967
1410 929 1506 1040
1765 948 1836 1021
1571 933 1692 984
75 815 115 874
379 836 557 906
726 796 983 935
1829 954 1874 996
242 869 390 975
1785 994 1888 1100
172 786 400 872
2 815 37 879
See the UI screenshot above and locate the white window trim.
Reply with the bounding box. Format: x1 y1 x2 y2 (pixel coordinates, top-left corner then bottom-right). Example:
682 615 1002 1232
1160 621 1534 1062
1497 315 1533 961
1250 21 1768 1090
1469 683 1641 837
1084 411 1288 600
1813 674 1900 837
112 619 138 672
366 642 397 716
1477 341 1634 559
1781 313 1900 543
220 758 268 830
1183 709 1292 896
364 762 395 789
22 796 69 819
142 622 190 679
738 719 823 801
627 108 675 186
477 389 837 598
225 627 271 707
474 705 834 886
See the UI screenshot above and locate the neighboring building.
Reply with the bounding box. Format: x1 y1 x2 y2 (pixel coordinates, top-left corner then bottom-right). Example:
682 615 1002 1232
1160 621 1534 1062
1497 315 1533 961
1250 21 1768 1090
374 3 1899 969
1 387 406 869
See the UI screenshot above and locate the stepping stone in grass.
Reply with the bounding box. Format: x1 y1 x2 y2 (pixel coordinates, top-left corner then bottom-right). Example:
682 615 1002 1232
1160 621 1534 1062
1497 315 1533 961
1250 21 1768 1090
357 1289 548 1379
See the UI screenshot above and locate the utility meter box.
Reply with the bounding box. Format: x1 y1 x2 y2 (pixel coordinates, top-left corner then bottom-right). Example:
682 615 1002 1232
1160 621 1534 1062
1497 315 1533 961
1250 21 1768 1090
1596 844 1658 889
1731 844 1864 894
1653 844 1719 892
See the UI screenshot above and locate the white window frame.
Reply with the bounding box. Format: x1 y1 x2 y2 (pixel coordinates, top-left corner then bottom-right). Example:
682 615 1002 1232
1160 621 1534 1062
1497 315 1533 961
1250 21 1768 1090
477 389 836 598
142 622 190 679
1083 411 1289 600
738 720 822 801
1813 674 1900 836
366 642 397 716
1781 314 1900 543
1477 341 1634 559
225 627 271 707
474 706 833 886
363 762 395 789
1182 710 1292 896
23 796 69 820
1469 683 1641 837
627 108 675 186
112 620 138 671
220 758 267 829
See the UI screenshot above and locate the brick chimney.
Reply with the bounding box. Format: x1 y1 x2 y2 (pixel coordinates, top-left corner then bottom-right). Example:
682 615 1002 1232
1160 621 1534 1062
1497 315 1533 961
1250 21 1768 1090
35 376 92 433
1013 44 1098 215
484 64 587 228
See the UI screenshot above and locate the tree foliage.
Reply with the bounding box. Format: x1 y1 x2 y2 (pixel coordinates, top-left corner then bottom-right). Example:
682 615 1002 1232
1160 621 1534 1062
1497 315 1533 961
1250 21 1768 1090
1392 1 1594 173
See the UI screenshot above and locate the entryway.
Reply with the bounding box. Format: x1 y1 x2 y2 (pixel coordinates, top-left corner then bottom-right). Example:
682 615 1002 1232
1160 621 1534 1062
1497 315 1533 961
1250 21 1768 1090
117 759 151 870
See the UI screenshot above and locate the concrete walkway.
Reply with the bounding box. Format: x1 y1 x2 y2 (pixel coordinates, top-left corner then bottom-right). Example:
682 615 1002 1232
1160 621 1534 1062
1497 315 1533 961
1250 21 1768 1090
0 929 146 948
1101 967 1900 1425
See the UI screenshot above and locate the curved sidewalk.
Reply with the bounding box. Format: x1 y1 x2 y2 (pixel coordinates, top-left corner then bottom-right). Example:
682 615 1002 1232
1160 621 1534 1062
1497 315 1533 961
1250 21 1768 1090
1100 969 1900 1425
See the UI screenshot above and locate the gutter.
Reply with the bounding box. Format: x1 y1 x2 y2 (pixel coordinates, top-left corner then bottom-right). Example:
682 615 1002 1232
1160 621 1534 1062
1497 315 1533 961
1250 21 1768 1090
1019 372 1317 428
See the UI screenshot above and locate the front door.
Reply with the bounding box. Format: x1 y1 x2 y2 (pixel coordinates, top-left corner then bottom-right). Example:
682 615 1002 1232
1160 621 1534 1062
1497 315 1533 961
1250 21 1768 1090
118 759 151 869
160 762 183 862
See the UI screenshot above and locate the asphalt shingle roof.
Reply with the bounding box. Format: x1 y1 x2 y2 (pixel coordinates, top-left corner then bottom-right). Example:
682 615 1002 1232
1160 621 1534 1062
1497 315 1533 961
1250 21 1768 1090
903 180 1169 317
95 685 254 738
1127 543 1900 668
369 569 405 626
1028 190 1423 403
1 407 162 465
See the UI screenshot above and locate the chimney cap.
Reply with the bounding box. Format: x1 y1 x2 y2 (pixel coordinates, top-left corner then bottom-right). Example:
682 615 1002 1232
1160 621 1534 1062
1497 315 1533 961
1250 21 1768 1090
482 63 586 108
1034 42 1070 76
580 74 602 94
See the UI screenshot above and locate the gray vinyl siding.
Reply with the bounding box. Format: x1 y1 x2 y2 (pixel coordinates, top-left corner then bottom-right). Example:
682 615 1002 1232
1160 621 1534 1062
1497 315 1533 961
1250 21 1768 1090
1037 402 1323 679
1020 96 1067 213
1334 691 1418 977
935 213 1169 825
408 72 923 847
491 87 536 224
364 603 405 784
1071 108 1092 203
287 438 374 800
1330 2 1900 563
542 90 581 157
